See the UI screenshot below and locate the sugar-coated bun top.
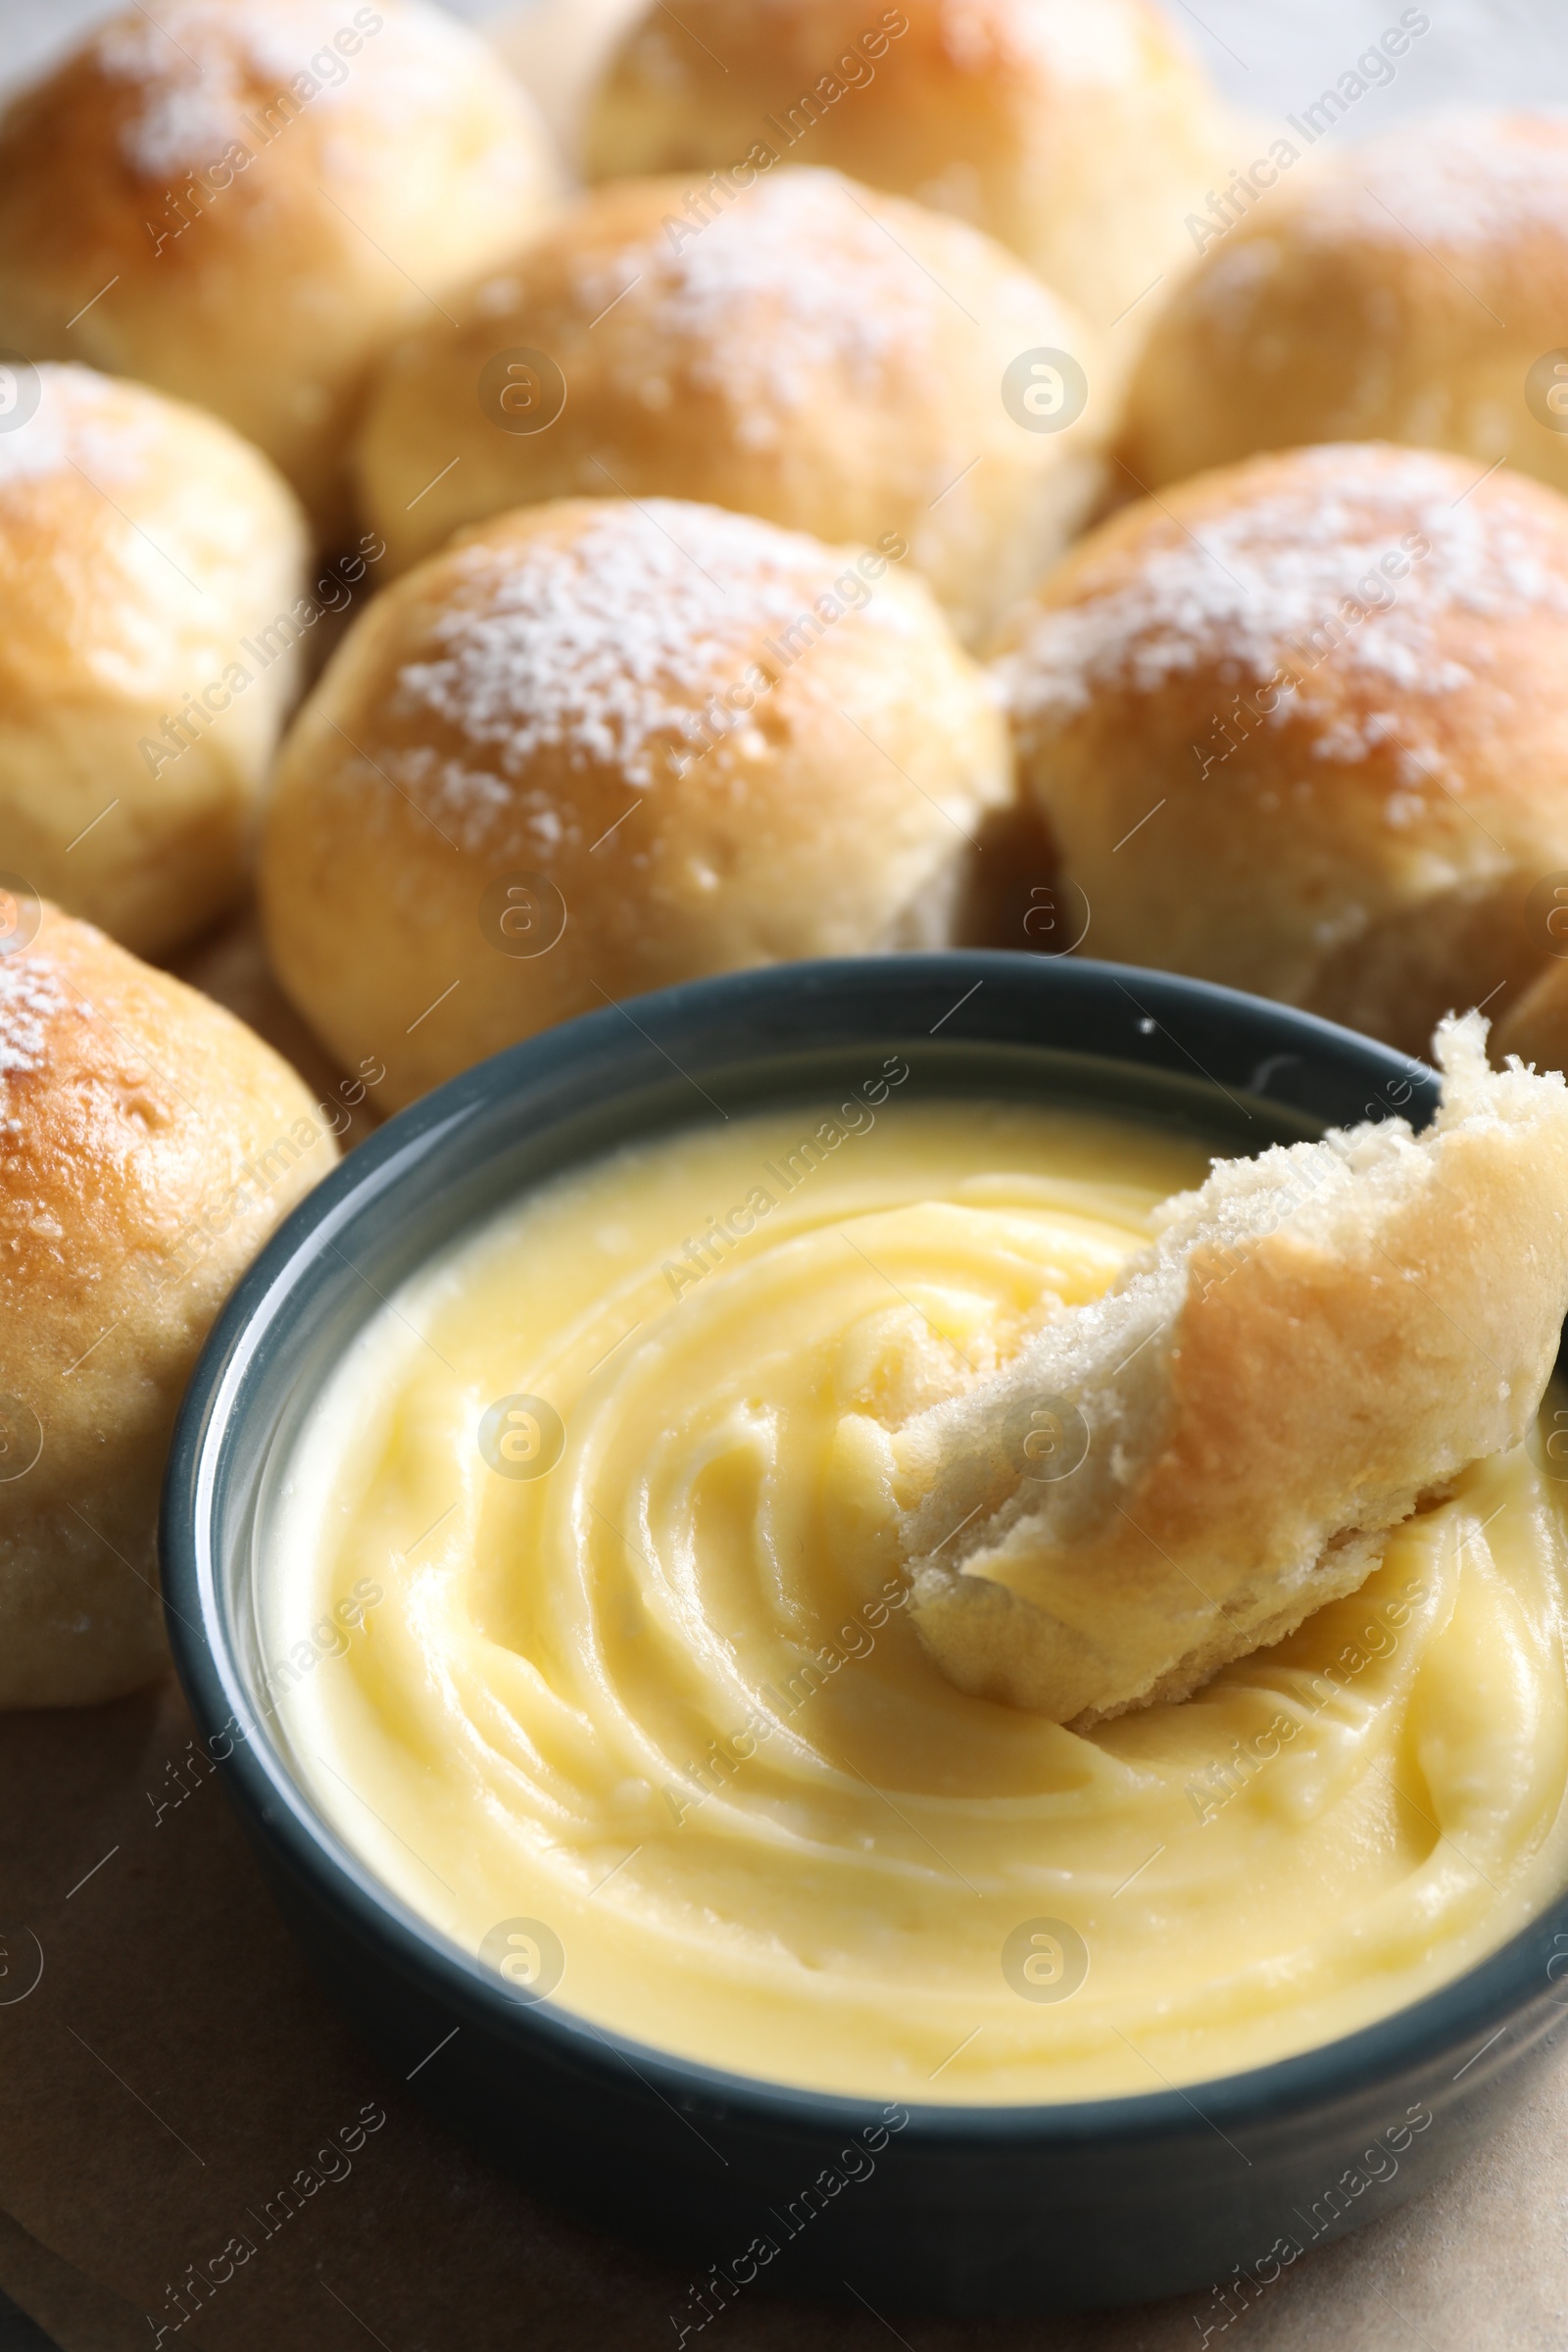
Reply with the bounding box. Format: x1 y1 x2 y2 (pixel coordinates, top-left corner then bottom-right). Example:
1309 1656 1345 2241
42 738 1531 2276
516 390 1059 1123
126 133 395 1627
584 0 1229 341
1124 112 1568 496
261 496 1012 1106
0 0 557 531
1258 109 1568 252
355 167 1102 644
998 442 1568 1049
1005 441 1568 738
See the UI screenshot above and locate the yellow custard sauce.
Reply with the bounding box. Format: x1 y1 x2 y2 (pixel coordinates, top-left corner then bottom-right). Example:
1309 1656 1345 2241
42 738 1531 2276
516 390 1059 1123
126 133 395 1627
265 1095 1568 2103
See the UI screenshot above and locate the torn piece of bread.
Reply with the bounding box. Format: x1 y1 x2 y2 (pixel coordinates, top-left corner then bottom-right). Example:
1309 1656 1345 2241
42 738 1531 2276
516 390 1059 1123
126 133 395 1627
896 1015 1568 1726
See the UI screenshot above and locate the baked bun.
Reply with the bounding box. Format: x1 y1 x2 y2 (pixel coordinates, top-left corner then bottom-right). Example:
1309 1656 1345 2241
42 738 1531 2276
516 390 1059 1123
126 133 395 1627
170 906 390 1157
260 497 1012 1109
998 442 1568 1054
0 366 309 960
353 169 1102 646
493 0 648 172
898 1015 1568 1723
583 0 1230 345
0 902 338 1706
1123 113 1568 497
0 0 556 535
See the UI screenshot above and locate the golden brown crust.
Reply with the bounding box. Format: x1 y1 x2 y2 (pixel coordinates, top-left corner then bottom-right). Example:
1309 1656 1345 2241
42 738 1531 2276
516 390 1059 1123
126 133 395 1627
1122 112 1568 497
0 0 557 533
583 0 1230 350
260 496 1013 1108
0 902 338 1705
997 441 1568 1054
353 168 1103 646
0 365 310 958
901 1018 1568 1722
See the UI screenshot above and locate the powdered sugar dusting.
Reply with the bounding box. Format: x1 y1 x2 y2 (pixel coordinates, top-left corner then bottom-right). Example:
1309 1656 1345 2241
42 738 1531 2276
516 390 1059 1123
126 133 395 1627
1302 112 1568 254
387 503 891 845
1003 446 1568 741
0 365 159 491
569 172 987 433
92 0 503 178
98 4 353 176
0 958 67 1081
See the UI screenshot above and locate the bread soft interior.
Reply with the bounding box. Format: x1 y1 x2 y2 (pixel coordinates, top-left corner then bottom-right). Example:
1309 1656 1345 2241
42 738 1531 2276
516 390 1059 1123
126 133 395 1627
897 1014 1568 1724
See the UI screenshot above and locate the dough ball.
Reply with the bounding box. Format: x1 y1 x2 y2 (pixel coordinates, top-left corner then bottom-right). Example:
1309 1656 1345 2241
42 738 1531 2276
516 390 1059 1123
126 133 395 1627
0 0 557 535
260 497 1013 1108
1123 113 1568 498
584 0 1230 347
0 365 309 959
0 902 338 1706
353 168 1103 647
169 907 391 1156
491 0 648 172
995 443 1568 1056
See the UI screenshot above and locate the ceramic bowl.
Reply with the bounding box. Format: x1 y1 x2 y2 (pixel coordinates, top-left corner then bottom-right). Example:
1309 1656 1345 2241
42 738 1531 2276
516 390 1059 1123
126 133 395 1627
161 954 1568 2316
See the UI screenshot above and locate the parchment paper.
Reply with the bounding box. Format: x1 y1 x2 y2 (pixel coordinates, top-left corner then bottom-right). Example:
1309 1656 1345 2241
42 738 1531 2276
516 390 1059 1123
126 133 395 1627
0 1664 1566 2351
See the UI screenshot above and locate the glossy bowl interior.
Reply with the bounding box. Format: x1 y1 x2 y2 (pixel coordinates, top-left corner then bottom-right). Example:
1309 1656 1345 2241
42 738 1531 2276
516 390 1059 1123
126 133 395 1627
162 953 1568 2316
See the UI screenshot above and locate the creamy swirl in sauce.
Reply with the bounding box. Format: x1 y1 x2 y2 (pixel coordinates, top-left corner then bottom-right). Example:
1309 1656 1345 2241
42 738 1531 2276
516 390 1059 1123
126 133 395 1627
266 1098 1568 2101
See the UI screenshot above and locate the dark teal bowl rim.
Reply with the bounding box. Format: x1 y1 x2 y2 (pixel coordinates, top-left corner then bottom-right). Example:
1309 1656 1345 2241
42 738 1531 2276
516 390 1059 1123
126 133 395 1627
160 952 1566 2156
